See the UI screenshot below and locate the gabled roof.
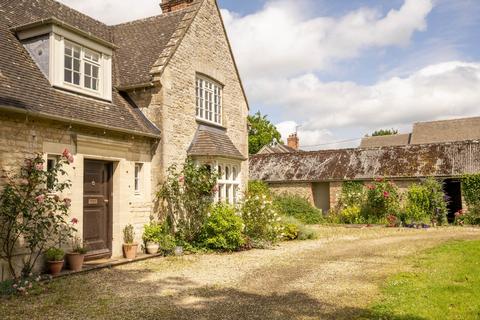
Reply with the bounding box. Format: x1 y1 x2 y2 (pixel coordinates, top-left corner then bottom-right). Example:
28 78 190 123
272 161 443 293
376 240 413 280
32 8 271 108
188 125 246 160
250 140 480 182
257 143 297 155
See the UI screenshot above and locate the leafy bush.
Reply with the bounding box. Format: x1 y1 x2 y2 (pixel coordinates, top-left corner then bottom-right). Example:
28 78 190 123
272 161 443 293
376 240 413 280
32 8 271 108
44 247 64 262
142 222 163 243
403 178 448 225
157 159 218 243
339 181 365 209
336 205 364 224
462 174 480 225
247 180 271 197
201 203 245 251
158 234 176 254
123 224 135 244
242 182 281 243
362 179 401 223
0 151 74 278
279 216 301 240
297 224 318 240
274 194 324 224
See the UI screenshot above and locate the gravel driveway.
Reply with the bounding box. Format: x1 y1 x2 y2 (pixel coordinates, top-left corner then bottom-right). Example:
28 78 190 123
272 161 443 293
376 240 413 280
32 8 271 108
3 227 480 320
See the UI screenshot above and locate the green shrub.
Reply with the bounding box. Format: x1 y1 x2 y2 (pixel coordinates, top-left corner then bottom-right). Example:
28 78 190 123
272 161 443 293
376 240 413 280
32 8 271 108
297 224 318 240
142 222 163 243
44 247 64 262
157 159 218 243
279 216 301 240
336 205 364 224
247 180 271 197
201 203 245 251
242 183 281 243
274 194 324 224
339 181 365 208
158 234 176 254
123 224 135 244
403 178 448 225
462 174 480 225
362 179 401 223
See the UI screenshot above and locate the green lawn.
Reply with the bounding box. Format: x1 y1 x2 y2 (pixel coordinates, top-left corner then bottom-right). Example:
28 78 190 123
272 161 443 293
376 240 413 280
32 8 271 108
365 240 480 320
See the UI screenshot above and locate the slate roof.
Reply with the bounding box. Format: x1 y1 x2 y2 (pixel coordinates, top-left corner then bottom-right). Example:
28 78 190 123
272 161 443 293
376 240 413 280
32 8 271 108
0 0 203 137
250 140 480 182
188 125 246 160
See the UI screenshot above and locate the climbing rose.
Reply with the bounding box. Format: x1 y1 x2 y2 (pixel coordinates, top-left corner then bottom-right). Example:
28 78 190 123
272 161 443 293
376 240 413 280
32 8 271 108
34 163 44 171
71 217 78 224
35 194 45 203
64 198 72 208
62 148 71 158
383 191 390 198
67 155 74 164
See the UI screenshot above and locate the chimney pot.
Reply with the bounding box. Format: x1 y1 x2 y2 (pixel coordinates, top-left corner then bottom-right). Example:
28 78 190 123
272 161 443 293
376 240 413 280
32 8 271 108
160 0 194 13
287 133 299 150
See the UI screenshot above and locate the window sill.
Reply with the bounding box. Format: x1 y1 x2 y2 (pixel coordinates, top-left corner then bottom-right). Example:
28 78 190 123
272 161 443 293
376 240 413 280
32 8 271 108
196 118 226 130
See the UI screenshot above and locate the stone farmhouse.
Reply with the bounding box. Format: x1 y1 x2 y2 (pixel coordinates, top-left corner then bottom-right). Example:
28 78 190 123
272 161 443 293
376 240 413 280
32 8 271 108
0 0 248 271
250 117 480 222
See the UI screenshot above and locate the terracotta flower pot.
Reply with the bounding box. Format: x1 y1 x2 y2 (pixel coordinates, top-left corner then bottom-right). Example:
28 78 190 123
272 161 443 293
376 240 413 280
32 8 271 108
66 253 85 271
145 242 159 254
48 260 64 275
123 243 138 260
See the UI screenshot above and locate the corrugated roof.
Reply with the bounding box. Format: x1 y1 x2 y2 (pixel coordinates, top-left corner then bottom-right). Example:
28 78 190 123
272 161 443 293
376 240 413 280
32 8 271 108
188 125 246 160
250 141 480 182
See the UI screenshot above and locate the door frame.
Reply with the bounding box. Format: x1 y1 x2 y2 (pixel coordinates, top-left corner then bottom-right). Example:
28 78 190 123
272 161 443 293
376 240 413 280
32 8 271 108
83 159 114 260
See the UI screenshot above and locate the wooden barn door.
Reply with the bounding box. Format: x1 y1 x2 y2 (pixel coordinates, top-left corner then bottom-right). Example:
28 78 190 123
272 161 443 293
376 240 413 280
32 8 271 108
83 160 113 259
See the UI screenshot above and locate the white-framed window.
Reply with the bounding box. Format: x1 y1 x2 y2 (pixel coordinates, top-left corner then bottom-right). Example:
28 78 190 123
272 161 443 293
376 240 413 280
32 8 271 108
134 163 143 194
196 76 222 125
64 41 100 92
217 162 240 204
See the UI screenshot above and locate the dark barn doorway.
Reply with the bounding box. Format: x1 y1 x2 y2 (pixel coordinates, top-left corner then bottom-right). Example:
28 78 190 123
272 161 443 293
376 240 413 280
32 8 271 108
443 179 462 223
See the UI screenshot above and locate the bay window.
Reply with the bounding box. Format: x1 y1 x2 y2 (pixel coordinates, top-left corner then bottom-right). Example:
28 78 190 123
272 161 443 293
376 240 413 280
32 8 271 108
217 162 240 204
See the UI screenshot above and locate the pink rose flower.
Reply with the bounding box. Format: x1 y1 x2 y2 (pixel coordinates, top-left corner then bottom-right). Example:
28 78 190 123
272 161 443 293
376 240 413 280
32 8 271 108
71 217 78 224
179 176 185 183
35 194 45 203
19 178 29 186
34 163 44 171
67 155 74 164
62 148 71 158
383 191 390 198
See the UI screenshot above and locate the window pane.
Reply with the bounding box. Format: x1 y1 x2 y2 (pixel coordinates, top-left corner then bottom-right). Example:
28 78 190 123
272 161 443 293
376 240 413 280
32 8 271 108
64 70 72 83
73 72 80 85
92 65 99 78
85 63 91 76
92 78 98 91
233 167 237 180
85 76 91 89
226 185 231 204
73 47 80 59
233 185 238 204
65 56 72 70
225 166 230 181
65 46 72 56
73 59 80 72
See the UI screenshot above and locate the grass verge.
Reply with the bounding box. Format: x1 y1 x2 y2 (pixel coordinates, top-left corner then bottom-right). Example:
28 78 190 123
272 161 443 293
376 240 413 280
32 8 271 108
364 240 480 319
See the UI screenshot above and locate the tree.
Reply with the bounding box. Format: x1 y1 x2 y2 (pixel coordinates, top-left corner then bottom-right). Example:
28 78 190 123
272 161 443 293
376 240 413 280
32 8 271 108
248 112 283 154
370 129 398 137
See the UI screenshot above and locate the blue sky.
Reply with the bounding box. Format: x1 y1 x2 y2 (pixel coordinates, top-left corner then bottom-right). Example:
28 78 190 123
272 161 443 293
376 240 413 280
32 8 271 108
58 0 480 149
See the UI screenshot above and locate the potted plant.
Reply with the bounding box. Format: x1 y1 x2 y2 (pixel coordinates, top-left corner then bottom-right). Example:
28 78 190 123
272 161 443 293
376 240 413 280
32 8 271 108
44 247 65 275
66 236 88 271
142 223 162 254
123 224 138 260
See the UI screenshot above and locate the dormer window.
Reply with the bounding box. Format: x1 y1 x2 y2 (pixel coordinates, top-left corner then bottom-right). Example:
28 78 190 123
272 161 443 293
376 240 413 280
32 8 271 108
64 42 100 91
16 19 113 101
196 76 222 125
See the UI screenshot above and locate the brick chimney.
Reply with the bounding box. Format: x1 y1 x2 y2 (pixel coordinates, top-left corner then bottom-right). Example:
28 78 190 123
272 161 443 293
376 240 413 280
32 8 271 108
287 133 299 150
160 0 194 13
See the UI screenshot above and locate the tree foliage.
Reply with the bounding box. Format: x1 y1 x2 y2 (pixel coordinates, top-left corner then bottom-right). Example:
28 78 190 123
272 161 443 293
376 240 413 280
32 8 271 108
370 129 399 137
248 112 283 154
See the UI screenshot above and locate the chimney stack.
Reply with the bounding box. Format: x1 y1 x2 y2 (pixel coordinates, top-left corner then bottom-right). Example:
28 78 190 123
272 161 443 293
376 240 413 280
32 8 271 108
287 133 299 150
160 0 194 13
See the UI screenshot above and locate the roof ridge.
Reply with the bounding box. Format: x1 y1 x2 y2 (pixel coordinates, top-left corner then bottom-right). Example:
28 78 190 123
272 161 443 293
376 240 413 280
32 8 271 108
111 10 185 28
47 0 109 28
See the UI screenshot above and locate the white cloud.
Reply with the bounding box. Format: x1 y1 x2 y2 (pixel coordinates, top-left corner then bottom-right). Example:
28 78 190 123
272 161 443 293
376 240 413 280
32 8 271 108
265 61 480 132
57 0 161 25
222 0 433 80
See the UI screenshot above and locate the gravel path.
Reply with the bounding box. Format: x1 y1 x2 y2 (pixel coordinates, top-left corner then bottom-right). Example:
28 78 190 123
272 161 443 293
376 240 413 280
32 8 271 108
3 227 480 319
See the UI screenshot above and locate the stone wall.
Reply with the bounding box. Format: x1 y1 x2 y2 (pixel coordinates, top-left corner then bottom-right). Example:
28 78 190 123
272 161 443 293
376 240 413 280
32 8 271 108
0 112 155 279
269 182 314 204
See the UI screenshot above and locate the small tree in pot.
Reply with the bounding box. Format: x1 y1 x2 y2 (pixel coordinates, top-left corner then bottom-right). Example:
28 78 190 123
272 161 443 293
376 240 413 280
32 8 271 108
44 247 65 275
123 224 138 260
